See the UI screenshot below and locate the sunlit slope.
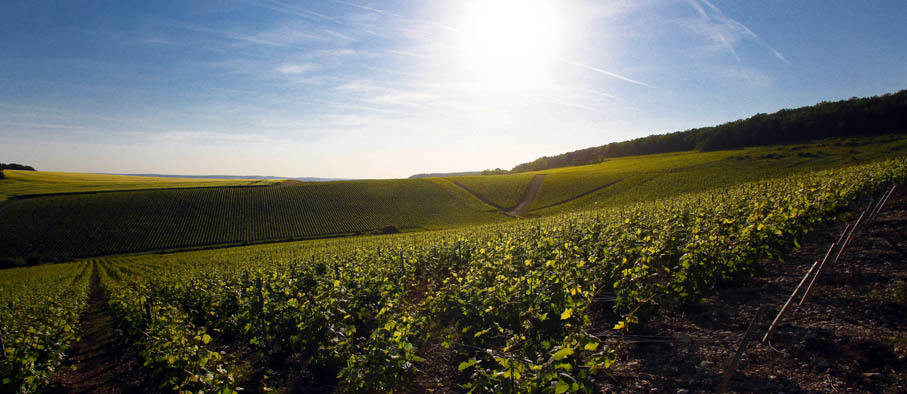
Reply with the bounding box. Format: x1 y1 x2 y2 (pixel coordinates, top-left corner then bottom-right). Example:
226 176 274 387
529 134 907 214
444 173 536 209
0 179 503 262
0 170 278 202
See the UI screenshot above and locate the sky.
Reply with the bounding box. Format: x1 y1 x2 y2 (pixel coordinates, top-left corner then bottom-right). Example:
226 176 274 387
1 0 905 179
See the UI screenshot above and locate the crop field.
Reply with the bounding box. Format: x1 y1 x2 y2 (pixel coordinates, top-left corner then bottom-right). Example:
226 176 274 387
0 170 278 202
0 261 91 392
0 178 504 263
2 136 905 264
3 157 904 393
526 134 907 214
446 173 537 209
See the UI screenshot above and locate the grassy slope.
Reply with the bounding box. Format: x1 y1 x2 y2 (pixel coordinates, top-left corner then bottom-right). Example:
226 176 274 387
444 173 536 209
528 134 907 214
2 135 905 262
0 170 278 202
0 178 504 261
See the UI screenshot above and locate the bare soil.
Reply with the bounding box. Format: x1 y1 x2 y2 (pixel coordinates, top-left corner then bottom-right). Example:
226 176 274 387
45 268 145 394
507 174 546 218
600 187 907 393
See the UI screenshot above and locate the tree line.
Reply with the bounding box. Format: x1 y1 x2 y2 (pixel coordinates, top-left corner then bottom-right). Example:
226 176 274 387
1 163 36 171
511 89 907 173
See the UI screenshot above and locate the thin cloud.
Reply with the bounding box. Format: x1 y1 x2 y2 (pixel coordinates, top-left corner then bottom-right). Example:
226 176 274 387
386 49 427 59
333 0 457 33
1 121 88 130
334 0 404 19
687 0 790 64
537 96 607 115
256 0 334 21
276 63 316 74
561 60 654 88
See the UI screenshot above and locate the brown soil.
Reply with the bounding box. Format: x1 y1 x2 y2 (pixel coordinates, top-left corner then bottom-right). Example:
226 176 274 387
507 174 546 218
600 187 907 393
45 267 145 394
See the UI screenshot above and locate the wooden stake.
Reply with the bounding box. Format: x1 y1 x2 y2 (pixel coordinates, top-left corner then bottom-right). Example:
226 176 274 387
717 306 764 394
834 203 871 265
763 261 818 343
870 185 897 223
799 243 837 305
835 224 851 245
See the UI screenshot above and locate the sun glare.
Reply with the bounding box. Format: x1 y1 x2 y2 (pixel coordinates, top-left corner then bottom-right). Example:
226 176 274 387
450 0 568 88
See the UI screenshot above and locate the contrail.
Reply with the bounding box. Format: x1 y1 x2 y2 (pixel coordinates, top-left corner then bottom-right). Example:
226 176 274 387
334 0 405 18
561 60 653 88
691 0 790 64
258 0 333 21
332 0 458 32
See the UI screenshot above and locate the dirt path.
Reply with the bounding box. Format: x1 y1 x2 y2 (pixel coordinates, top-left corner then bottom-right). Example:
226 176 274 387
506 174 546 218
46 265 144 394
600 187 907 393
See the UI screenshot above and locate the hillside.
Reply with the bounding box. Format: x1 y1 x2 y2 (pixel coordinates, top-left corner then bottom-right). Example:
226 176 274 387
0 170 279 202
0 178 505 264
6 157 903 394
455 135 907 215
512 90 907 173
2 135 906 264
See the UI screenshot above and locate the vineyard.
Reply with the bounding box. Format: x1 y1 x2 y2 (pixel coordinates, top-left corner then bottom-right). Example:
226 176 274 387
2 157 904 392
447 173 537 210
526 134 907 214
0 262 91 392
0 179 504 263
2 135 905 265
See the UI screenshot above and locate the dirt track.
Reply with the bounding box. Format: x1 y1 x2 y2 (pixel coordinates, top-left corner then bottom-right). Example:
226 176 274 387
506 174 545 218
46 266 144 394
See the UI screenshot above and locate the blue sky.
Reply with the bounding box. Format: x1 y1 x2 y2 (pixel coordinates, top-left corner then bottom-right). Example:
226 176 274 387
1 0 905 178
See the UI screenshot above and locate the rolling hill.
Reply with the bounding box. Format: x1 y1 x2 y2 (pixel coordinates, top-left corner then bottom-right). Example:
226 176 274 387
1 135 905 264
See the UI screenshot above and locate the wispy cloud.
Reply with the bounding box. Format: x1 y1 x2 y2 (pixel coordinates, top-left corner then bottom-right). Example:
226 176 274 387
0 121 88 130
276 63 316 74
686 0 789 64
256 0 333 21
334 0 404 19
561 60 654 88
537 96 607 115
333 0 457 34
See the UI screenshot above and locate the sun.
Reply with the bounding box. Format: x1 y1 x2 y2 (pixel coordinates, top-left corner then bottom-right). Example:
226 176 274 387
450 0 568 88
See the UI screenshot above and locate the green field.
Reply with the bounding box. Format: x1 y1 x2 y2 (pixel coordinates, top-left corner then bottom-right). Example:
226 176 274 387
0 170 279 202
4 157 904 393
445 173 537 209
0 178 505 262
525 134 907 214
2 135 905 263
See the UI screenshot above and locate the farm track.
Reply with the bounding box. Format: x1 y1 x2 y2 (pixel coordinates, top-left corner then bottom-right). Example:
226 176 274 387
46 265 144 394
601 187 907 393
506 174 546 218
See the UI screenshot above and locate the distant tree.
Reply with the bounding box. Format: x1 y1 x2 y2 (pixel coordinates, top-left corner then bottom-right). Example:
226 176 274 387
0 163 36 171
511 89 907 172
0 169 4 179
480 168 508 175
